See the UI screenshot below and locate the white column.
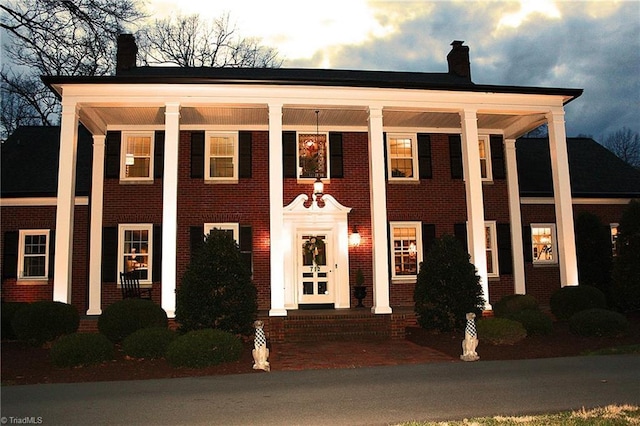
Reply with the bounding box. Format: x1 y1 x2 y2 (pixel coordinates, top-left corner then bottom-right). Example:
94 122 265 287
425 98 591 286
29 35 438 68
547 110 579 287
53 101 79 304
269 103 287 316
162 102 180 317
368 107 392 314
459 109 490 309
504 138 526 294
87 134 105 315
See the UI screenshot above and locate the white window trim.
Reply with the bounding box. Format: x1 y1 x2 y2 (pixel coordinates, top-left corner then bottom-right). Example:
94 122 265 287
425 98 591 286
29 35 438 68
204 223 240 243
17 229 50 281
389 221 423 282
204 131 239 183
120 131 154 182
531 223 558 265
485 221 499 278
296 131 331 182
478 135 493 181
387 133 419 182
118 224 153 286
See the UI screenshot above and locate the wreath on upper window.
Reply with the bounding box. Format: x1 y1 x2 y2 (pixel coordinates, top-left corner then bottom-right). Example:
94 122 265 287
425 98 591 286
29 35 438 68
303 236 325 268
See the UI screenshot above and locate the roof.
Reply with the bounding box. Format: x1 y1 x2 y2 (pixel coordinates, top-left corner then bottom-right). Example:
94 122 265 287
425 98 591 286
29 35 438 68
1 126 92 198
517 137 640 198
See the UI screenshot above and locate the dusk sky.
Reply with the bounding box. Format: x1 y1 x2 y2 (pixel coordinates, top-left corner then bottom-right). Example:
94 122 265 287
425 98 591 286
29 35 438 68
143 0 639 140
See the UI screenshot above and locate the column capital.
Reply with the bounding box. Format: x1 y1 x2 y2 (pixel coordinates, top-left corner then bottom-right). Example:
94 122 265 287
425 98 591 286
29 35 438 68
367 106 383 119
459 108 478 120
504 138 517 149
545 109 565 122
164 102 181 114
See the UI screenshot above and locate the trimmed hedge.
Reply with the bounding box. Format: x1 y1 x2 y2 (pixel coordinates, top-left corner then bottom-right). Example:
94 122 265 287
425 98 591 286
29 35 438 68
122 327 177 359
50 333 114 367
166 329 243 368
1 302 30 340
98 299 168 343
11 301 80 346
550 285 607 321
493 294 539 318
569 308 630 337
509 309 553 336
477 317 527 345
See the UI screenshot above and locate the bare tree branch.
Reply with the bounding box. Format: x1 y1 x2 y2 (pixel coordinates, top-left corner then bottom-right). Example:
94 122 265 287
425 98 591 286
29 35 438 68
603 127 640 169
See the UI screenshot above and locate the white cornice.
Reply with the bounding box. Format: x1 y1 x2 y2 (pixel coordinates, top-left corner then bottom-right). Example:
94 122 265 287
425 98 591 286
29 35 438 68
521 197 634 205
1 197 89 207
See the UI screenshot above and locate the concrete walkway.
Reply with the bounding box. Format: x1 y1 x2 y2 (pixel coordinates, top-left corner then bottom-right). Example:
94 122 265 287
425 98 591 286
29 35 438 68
2 355 639 425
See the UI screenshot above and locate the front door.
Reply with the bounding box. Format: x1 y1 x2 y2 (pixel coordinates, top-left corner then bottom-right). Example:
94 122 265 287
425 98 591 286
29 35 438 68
298 233 333 305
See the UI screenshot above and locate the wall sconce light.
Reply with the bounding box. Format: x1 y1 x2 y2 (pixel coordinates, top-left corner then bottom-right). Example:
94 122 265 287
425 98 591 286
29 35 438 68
313 177 324 201
125 153 135 166
349 226 361 247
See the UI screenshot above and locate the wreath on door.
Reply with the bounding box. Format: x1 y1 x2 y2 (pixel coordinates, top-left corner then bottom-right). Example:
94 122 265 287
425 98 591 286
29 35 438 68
303 236 325 270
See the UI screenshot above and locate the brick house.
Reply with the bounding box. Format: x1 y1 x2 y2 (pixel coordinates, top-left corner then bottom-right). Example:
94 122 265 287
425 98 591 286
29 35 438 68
2 37 638 338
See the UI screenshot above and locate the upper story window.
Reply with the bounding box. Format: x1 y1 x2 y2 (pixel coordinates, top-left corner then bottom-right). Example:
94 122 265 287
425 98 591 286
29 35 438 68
298 132 328 179
478 135 492 181
18 230 50 280
485 221 499 277
387 134 418 181
205 132 238 182
118 224 153 285
610 223 619 256
531 224 557 264
121 132 154 181
390 222 423 280
204 223 239 243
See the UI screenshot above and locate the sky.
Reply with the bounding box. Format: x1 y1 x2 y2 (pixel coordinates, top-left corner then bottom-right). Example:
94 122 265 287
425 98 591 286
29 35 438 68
142 0 640 139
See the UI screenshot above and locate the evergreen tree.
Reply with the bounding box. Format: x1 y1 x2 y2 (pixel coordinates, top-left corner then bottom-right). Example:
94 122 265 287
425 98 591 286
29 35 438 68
612 200 640 312
574 211 613 301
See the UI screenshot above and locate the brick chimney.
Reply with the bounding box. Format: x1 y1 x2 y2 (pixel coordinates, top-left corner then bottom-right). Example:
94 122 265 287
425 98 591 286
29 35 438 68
447 40 471 80
116 34 137 74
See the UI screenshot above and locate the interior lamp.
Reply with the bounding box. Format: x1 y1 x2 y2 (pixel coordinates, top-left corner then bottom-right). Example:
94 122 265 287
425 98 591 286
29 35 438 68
125 153 135 166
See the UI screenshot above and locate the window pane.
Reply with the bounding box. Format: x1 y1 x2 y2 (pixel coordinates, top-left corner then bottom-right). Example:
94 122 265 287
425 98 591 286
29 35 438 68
393 227 417 275
210 158 234 177
532 226 553 261
124 229 149 279
298 134 327 178
24 256 46 277
125 136 151 178
24 234 47 255
389 137 414 178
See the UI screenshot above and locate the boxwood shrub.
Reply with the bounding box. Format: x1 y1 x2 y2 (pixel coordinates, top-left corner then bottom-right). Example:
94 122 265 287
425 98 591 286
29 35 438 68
166 329 243 368
550 285 607 321
50 333 114 367
98 299 168 343
1 302 30 340
569 308 630 337
477 317 527 345
509 309 554 336
493 294 539 318
122 327 177 359
11 301 79 346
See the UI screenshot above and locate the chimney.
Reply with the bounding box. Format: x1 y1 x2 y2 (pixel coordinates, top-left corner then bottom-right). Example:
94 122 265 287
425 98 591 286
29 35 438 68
447 40 471 80
116 34 137 74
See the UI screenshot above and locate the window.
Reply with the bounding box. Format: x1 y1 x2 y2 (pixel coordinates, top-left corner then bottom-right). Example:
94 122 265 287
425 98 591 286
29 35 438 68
531 224 557 264
610 223 619 257
204 223 239 243
485 221 499 277
478 135 492 180
118 224 153 284
205 132 238 182
298 132 328 179
121 132 154 180
390 222 423 280
387 134 418 180
18 230 50 280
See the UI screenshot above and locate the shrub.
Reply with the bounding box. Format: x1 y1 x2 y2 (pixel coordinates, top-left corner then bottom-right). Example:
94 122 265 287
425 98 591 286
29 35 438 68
550 285 607 321
50 333 114 367
166 328 243 368
11 301 79 346
98 299 168 343
122 327 177 359
1 302 30 340
414 235 485 332
612 199 640 312
508 309 553 336
176 230 257 336
569 308 630 337
493 294 539 318
477 317 527 345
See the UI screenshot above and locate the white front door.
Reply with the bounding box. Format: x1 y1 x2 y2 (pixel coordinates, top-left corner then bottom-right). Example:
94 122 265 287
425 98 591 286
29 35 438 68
298 233 333 305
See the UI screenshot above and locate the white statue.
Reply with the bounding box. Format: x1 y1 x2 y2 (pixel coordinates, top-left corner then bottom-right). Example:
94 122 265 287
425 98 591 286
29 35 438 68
460 312 480 361
252 320 270 372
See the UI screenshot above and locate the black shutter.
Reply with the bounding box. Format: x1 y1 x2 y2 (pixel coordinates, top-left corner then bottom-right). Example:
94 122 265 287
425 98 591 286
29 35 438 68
523 225 533 262
454 223 468 252
417 134 432 179
152 225 162 282
48 230 55 279
387 223 392 278
329 132 343 178
490 135 506 180
383 132 388 180
190 226 204 259
102 227 118 283
449 135 463 179
497 223 513 275
422 224 436 259
2 231 18 278
282 131 297 178
154 131 165 179
239 225 253 273
105 131 121 179
239 131 253 179
190 131 205 179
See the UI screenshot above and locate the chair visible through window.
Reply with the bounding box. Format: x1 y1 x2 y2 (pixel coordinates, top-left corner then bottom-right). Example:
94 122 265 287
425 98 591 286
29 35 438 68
120 272 152 300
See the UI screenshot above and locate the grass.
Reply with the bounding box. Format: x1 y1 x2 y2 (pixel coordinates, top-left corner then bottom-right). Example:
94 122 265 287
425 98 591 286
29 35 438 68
582 344 640 356
399 404 640 425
